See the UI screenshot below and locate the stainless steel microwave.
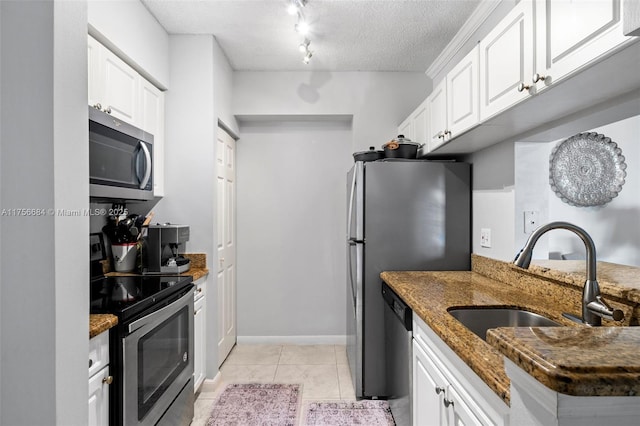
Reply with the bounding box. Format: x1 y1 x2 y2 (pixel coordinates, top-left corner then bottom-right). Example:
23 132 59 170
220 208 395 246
89 106 154 201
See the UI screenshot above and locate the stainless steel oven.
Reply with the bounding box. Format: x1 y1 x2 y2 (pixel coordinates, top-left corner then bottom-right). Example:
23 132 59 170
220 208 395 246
90 274 195 426
122 287 194 426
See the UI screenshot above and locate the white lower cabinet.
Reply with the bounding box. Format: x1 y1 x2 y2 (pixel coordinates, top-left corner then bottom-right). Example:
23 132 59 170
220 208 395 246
193 277 207 393
88 332 111 426
412 314 509 426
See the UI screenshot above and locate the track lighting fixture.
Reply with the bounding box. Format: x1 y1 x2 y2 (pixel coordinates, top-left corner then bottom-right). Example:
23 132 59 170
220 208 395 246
303 50 313 64
287 0 306 16
298 38 310 53
286 0 314 64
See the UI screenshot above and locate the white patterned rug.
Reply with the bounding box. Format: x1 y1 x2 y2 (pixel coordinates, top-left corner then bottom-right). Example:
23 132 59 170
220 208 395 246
206 383 301 426
303 400 395 426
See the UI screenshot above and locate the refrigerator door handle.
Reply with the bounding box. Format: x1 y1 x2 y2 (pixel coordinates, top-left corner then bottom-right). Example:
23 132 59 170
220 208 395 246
347 241 357 315
347 168 357 240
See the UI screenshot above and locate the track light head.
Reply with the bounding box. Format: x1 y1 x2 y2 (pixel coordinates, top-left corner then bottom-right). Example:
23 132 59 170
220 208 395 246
287 0 306 16
298 39 310 53
295 20 310 35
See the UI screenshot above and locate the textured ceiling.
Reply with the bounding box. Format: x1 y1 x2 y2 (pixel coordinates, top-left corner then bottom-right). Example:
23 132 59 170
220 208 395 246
142 0 483 72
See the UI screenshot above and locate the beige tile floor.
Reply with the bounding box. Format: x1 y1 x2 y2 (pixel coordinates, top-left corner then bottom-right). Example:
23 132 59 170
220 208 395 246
192 344 356 425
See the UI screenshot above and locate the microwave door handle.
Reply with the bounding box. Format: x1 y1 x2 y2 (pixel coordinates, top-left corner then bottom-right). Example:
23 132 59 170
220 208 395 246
138 142 152 189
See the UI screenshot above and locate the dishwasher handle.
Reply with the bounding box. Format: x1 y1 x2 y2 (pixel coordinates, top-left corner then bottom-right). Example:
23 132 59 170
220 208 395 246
382 282 412 331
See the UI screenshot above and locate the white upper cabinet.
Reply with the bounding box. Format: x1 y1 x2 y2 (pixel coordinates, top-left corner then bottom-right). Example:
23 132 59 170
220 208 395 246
397 115 414 141
139 79 165 197
427 79 448 150
446 45 480 138
411 99 429 146
87 36 103 111
534 0 628 92
102 48 140 124
88 35 140 125
479 0 534 120
427 46 480 152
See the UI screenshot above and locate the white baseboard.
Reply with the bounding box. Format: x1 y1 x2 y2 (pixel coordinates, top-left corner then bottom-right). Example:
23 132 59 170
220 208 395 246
237 335 347 345
198 372 222 393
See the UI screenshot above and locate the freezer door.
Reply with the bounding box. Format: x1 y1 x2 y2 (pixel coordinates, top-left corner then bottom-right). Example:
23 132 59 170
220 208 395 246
346 240 363 398
347 162 364 242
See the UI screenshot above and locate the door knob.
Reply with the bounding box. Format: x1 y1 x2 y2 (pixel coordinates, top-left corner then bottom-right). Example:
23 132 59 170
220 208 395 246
517 82 530 92
102 376 113 385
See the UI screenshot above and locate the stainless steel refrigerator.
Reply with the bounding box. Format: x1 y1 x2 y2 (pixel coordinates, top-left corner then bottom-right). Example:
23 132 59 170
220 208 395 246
346 159 470 399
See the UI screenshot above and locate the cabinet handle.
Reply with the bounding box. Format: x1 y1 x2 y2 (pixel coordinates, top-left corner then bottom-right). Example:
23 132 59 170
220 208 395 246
437 131 445 139
443 398 454 408
532 73 546 83
435 386 445 395
93 103 102 110
197 288 203 293
104 106 112 114
102 376 113 385
517 82 530 92
444 130 451 136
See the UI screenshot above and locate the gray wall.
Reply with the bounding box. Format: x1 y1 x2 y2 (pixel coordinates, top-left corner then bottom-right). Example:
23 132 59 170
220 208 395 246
236 120 352 340
233 71 431 153
232 71 431 340
1 1 88 424
152 34 221 374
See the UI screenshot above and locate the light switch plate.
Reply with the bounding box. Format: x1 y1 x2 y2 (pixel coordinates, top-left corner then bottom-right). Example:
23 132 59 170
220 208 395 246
524 211 540 234
480 228 491 248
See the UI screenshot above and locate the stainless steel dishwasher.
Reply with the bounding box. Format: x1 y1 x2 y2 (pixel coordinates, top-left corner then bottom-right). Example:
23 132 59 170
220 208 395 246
382 282 412 426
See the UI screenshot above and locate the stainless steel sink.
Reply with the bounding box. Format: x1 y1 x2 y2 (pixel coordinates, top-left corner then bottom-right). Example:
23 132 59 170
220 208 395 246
448 307 561 341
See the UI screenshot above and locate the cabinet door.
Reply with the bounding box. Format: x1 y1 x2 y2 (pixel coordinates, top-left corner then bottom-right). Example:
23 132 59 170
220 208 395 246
194 294 206 392
479 0 534 120
140 79 165 197
447 385 486 426
398 116 414 141
534 0 629 92
413 340 447 426
427 80 448 151
411 99 428 145
88 366 110 426
87 36 104 109
101 47 140 125
447 46 479 137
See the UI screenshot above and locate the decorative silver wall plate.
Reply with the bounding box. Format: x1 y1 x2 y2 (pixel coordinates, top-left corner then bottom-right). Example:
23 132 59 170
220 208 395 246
549 132 626 207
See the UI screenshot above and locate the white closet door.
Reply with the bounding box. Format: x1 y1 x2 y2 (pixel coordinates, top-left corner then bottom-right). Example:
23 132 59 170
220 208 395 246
216 127 237 366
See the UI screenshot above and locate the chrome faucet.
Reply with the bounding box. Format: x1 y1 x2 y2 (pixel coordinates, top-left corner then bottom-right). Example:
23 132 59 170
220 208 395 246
513 221 624 326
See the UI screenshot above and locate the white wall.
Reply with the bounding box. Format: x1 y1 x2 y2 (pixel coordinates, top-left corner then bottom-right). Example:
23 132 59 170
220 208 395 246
152 34 222 374
212 40 238 136
465 140 517 261
233 71 431 152
236 120 352 340
1 1 89 424
88 0 170 89
515 115 640 266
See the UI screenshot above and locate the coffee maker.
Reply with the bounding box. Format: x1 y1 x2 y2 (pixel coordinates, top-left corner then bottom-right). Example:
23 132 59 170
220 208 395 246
143 223 191 274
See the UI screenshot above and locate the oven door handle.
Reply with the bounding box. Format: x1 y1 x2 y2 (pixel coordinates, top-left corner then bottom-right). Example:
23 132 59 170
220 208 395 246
128 288 194 334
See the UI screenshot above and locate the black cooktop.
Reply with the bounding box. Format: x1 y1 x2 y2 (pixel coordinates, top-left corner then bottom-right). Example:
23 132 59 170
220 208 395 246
90 274 193 322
